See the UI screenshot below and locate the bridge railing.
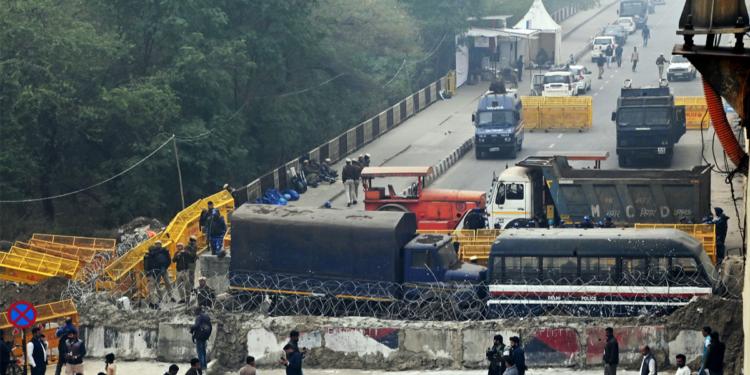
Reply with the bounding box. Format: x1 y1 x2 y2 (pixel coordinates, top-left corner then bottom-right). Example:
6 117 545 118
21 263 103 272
234 77 447 205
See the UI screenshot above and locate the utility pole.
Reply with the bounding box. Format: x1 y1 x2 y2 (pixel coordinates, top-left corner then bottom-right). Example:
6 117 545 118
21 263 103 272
172 136 185 210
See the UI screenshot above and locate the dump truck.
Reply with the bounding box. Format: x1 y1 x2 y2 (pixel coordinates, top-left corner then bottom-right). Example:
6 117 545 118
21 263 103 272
228 205 487 318
487 155 711 228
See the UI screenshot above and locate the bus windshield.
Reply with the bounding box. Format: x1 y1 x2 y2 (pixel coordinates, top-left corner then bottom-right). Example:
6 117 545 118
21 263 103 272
618 108 671 126
620 2 643 15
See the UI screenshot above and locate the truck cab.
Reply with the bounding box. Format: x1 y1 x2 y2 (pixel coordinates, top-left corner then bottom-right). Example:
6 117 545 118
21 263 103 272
361 167 486 230
612 81 686 167
473 90 524 159
619 0 648 28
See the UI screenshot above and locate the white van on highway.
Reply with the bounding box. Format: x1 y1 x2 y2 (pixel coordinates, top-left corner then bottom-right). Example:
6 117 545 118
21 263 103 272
591 36 617 62
542 71 577 97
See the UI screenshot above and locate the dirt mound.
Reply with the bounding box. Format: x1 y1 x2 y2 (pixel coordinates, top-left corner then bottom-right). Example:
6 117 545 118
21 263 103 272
666 296 742 374
119 217 164 236
0 276 69 310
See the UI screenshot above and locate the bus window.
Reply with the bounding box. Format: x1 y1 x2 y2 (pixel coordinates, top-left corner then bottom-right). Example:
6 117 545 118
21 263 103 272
622 258 647 285
504 257 539 282
491 256 503 281
648 257 669 285
543 257 578 283
670 257 705 286
581 257 617 283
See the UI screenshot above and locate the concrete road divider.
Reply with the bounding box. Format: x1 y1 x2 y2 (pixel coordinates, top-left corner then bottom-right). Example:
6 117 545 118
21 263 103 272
426 137 474 185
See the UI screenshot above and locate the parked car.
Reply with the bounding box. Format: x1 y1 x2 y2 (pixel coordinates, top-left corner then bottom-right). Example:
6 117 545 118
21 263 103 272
667 55 697 81
530 73 545 96
617 17 637 33
591 36 617 62
569 65 592 94
603 25 628 46
542 71 577 97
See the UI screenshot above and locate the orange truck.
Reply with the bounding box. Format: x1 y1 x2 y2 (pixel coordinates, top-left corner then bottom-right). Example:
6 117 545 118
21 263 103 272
361 167 486 230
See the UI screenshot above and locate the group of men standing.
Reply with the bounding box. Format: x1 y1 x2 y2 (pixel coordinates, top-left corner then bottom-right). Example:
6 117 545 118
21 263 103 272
341 154 370 207
487 335 526 375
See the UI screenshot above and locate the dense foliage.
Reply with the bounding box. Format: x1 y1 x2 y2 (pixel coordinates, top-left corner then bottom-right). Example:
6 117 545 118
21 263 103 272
0 0 591 239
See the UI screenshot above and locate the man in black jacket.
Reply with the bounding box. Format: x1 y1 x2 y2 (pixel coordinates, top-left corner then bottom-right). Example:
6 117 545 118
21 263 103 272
487 334 506 375
173 242 197 304
64 330 87 375
703 331 725 375
144 241 174 309
0 330 12 375
342 159 356 207
199 201 214 230
603 327 619 375
282 344 303 375
509 337 526 375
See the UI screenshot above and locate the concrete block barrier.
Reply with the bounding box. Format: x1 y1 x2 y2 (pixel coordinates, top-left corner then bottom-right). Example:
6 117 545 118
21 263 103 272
81 325 158 360
157 323 218 362
426 137 474 185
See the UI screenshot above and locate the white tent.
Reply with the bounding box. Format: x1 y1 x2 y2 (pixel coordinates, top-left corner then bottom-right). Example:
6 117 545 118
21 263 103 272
455 28 539 87
513 0 562 66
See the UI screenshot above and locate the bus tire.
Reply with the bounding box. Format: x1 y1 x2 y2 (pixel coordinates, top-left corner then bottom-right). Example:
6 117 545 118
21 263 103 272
377 204 410 212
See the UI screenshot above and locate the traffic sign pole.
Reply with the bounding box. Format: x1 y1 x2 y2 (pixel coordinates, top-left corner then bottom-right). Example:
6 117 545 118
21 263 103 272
7 301 37 375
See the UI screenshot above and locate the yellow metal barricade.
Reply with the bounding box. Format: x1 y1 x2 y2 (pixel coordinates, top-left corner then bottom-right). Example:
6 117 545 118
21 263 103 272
476 229 503 238
539 97 593 131
675 97 710 129
16 240 96 264
459 245 493 266
9 247 80 276
0 299 78 364
446 70 456 96
32 234 116 256
522 96 543 130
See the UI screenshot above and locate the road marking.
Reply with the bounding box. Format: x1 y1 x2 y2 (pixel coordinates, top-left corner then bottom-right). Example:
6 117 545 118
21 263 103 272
595 93 599 96
549 144 555 148
616 70 619 73
606 81 610 84
610 75 614 78
600 87 604 90
558 134 563 138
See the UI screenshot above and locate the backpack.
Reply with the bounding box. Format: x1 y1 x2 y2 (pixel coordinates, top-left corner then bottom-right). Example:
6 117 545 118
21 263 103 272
290 175 307 194
283 189 300 201
194 318 212 341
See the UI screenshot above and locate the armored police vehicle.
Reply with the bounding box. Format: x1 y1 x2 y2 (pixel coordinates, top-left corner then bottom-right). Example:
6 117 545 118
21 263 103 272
473 89 524 159
611 80 686 167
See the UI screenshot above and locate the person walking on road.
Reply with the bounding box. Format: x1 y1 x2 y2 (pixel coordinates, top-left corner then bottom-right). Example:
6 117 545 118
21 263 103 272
239 356 258 375
640 345 657 375
605 45 614 68
173 242 197 304
699 327 713 375
603 327 619 375
708 208 729 263
282 344 303 375
352 156 364 204
64 330 86 375
190 307 212 373
342 159 356 207
509 337 526 375
631 47 639 72
703 332 725 375
28 328 48 375
642 25 650 46
656 53 667 79
488 335 506 375
597 55 605 79
615 45 623 67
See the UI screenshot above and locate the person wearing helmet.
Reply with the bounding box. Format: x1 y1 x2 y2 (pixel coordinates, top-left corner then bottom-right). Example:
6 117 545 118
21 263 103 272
324 201 332 208
602 215 615 228
579 216 595 229
363 153 371 167
463 207 487 230
494 223 502 229
342 159 356 207
513 222 520 229
205 208 227 255
526 220 536 228
557 220 566 228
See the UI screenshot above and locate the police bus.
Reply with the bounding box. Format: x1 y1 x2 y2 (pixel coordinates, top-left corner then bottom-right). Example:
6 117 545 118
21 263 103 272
485 228 717 318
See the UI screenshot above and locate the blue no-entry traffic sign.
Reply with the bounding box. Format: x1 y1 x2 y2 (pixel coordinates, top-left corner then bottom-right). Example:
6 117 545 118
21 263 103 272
8 301 37 329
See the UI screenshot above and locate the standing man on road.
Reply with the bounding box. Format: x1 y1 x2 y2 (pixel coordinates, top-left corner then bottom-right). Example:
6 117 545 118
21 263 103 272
631 47 639 72
488 335 506 375
640 345 657 375
699 326 713 375
509 337 526 375
28 328 48 375
597 55 605 79
55 317 77 375
516 56 524 82
190 307 212 373
708 208 729 263
642 25 650 46
173 242 197 304
0 331 13 375
144 241 175 309
185 236 199 286
64 330 86 375
603 327 619 375
352 156 364 204
656 53 667 79
342 159 356 207
605 45 614 68
703 332 725 375
615 45 623 67
282 344 303 375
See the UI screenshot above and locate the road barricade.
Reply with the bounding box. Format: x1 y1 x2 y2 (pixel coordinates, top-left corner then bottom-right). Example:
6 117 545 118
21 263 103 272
15 240 96 264
522 96 592 132
459 245 492 266
0 299 78 365
634 223 716 263
674 97 710 130
32 234 116 256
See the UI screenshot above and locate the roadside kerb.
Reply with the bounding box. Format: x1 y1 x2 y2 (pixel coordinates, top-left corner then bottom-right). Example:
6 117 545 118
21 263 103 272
562 0 620 40
426 137 475 185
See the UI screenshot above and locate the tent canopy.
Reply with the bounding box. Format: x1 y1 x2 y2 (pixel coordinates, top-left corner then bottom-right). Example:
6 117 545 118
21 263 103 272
513 0 562 65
